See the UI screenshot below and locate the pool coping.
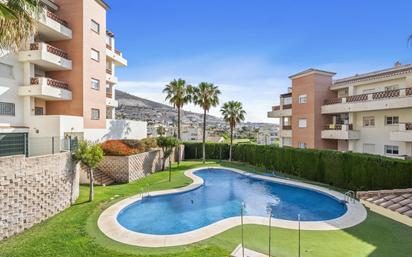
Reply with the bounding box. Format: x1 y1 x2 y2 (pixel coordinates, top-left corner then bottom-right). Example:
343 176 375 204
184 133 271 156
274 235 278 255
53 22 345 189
98 166 367 248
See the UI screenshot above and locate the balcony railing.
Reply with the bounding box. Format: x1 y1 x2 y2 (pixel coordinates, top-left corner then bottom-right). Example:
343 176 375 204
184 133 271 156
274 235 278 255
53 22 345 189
31 77 69 90
106 44 112 50
282 104 292 109
282 125 292 130
272 105 280 111
106 68 112 75
324 88 412 105
106 91 113 98
30 43 68 59
324 124 353 130
46 11 69 27
114 49 122 56
372 89 400 100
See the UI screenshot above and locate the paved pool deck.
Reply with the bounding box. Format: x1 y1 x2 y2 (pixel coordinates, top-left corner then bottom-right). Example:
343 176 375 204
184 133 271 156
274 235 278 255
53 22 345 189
98 167 367 248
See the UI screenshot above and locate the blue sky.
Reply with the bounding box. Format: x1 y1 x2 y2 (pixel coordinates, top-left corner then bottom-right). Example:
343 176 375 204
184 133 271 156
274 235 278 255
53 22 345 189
106 0 412 122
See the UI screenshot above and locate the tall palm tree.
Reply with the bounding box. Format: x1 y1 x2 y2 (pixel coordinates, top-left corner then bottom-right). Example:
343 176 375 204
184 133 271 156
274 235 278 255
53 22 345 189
220 101 246 161
0 0 41 52
163 78 192 164
192 82 221 163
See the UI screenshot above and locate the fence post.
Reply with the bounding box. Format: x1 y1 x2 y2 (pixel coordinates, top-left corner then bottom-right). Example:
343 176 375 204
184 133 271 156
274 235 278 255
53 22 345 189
298 214 301 257
241 202 245 257
52 137 55 154
268 208 272 257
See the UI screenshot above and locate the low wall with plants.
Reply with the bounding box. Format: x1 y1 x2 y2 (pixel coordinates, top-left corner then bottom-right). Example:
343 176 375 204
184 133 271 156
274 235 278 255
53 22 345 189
183 142 412 191
98 145 184 183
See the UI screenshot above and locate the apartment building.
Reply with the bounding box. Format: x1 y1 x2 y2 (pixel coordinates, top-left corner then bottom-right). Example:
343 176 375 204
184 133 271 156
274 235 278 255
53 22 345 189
268 63 412 159
0 0 146 156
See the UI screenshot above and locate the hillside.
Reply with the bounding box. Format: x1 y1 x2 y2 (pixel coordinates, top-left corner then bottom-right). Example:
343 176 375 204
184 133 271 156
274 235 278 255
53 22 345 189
115 90 222 124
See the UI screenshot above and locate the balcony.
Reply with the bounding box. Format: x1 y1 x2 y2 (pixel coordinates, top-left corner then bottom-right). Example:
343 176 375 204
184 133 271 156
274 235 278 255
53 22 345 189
18 77 72 100
322 88 412 114
19 43 72 71
321 124 360 140
106 91 118 107
106 69 118 84
267 104 292 118
390 123 412 142
37 9 72 41
106 45 127 67
279 125 292 137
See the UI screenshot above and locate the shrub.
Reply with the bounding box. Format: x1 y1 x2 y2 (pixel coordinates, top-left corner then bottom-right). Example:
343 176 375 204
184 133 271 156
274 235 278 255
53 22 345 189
101 138 160 156
183 142 412 191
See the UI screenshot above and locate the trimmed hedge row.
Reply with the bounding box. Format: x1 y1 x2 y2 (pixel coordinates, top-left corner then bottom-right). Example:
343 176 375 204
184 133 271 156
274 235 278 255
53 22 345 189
183 142 412 191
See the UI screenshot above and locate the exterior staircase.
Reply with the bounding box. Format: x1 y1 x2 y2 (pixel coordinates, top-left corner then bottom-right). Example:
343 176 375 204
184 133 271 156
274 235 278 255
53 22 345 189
91 168 115 186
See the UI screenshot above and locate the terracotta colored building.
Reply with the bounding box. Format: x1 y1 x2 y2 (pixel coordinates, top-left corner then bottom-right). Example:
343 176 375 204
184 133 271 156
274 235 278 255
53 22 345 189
268 64 412 159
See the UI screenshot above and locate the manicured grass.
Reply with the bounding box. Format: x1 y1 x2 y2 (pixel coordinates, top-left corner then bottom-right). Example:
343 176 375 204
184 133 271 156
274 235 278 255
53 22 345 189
1 161 412 257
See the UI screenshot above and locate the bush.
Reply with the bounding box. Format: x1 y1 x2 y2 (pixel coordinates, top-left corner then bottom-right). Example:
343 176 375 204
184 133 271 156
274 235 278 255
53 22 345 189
183 142 412 191
101 138 158 156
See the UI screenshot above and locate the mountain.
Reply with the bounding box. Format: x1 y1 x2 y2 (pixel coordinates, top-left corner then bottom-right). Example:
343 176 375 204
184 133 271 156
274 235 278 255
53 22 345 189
115 90 223 125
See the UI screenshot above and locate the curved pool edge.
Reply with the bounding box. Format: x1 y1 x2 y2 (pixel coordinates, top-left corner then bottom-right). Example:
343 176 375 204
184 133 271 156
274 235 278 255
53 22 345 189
98 167 367 248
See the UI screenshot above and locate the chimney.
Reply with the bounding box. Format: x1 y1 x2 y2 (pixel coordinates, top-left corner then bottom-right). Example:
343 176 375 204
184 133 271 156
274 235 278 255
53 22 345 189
395 61 402 68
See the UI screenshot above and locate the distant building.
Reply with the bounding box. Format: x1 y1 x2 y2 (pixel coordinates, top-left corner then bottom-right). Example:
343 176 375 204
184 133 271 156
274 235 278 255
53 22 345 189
268 63 412 159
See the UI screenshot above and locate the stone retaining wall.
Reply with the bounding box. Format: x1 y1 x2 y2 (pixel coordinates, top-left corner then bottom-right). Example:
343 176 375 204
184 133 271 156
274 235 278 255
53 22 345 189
98 145 184 183
0 152 79 240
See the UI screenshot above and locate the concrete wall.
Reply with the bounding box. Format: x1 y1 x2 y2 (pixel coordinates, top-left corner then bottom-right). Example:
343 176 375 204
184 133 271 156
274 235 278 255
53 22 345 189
0 152 79 240
83 119 147 142
0 53 25 127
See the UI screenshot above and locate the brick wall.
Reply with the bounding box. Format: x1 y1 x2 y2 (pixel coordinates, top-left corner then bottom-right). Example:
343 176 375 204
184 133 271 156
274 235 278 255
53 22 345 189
0 152 79 240
98 145 184 183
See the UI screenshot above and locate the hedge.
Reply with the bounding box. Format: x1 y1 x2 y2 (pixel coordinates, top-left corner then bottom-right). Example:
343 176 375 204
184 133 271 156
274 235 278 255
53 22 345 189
183 142 412 191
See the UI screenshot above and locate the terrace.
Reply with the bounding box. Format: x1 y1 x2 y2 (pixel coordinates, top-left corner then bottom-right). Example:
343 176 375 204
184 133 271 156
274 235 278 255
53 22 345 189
321 124 360 140
18 77 72 100
322 87 412 114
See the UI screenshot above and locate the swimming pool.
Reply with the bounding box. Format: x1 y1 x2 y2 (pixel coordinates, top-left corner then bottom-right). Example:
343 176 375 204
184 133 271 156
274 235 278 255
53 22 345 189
117 168 347 235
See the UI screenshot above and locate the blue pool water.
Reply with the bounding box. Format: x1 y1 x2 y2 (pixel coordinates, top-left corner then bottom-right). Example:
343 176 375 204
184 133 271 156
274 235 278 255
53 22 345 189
117 168 347 235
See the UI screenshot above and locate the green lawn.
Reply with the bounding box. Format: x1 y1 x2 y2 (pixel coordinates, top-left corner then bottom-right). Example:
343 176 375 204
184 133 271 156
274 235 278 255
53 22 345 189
1 161 412 257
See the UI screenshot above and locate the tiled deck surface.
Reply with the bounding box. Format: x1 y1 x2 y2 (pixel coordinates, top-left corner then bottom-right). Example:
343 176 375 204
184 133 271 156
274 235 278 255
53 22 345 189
358 189 412 220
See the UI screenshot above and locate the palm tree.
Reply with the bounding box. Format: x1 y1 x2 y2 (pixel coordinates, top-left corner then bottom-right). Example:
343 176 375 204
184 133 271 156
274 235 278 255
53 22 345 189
220 101 246 161
163 79 192 164
192 82 221 163
0 0 41 52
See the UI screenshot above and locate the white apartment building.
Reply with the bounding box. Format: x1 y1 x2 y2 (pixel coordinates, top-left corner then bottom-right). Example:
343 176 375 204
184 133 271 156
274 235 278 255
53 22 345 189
268 62 412 159
0 0 146 157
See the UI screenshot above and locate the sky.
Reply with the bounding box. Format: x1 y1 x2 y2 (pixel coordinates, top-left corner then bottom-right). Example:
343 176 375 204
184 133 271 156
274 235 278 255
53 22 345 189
106 0 412 123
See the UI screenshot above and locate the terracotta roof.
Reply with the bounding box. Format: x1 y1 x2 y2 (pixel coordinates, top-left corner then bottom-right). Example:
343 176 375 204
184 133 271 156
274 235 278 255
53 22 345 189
358 189 412 218
288 68 336 79
333 64 412 87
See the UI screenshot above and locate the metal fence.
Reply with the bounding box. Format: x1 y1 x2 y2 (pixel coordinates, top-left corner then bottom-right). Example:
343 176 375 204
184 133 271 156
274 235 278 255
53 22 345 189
0 134 79 158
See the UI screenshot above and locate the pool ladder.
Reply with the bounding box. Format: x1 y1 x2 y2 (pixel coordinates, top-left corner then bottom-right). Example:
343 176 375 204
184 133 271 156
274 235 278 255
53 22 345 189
344 190 356 204
140 184 150 199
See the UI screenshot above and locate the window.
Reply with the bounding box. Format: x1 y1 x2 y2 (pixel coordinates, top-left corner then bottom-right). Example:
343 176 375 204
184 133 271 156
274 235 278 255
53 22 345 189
91 19 100 34
91 78 100 90
298 118 307 128
385 116 399 125
91 108 100 120
34 107 44 116
385 85 399 91
0 102 15 116
91 49 100 62
0 63 14 79
298 142 306 149
362 88 375 94
282 137 292 147
363 116 375 127
298 95 307 104
385 145 399 155
363 144 375 154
